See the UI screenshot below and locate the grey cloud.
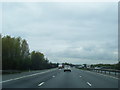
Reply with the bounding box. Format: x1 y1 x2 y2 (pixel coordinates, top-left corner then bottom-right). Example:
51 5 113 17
2 2 118 64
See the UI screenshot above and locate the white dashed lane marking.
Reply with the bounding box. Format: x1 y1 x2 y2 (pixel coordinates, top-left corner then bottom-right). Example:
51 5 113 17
79 76 82 77
52 76 55 78
87 82 92 87
38 82 44 86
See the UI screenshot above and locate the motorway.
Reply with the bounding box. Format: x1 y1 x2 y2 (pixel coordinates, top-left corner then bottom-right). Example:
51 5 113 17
1 68 118 88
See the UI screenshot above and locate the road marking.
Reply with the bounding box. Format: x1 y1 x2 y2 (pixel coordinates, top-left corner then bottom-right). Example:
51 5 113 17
0 69 56 84
52 75 55 78
79 76 82 77
38 82 44 86
2 79 14 83
87 82 92 87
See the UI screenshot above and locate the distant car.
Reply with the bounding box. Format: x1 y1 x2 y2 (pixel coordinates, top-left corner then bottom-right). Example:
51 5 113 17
64 65 71 72
58 64 63 69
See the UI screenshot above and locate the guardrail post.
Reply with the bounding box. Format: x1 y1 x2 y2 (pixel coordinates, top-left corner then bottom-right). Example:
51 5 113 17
105 70 106 74
92 69 119 76
115 71 116 76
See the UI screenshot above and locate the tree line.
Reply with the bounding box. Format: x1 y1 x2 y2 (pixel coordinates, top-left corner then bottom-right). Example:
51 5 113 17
2 35 58 70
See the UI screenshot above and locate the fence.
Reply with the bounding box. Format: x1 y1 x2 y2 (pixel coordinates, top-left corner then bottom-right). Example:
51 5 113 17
88 68 120 76
2 70 21 74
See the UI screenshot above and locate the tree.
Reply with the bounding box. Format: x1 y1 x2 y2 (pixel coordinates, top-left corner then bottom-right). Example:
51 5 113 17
2 36 15 69
2 35 30 70
31 51 45 70
2 35 57 71
20 39 30 70
0 34 1 70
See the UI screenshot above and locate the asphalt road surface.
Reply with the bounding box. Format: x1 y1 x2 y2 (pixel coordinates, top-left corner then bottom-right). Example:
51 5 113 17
1 68 118 88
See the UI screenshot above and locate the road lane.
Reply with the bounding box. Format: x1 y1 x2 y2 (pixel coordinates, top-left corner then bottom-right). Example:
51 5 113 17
2 69 60 88
73 68 118 88
2 68 57 81
39 68 89 88
2 68 118 88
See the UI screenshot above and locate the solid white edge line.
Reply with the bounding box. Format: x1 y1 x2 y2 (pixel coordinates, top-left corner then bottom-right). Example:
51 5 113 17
87 82 92 87
0 69 56 84
38 82 44 86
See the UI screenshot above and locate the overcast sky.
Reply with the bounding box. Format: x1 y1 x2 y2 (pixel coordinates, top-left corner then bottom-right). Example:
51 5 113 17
2 2 118 64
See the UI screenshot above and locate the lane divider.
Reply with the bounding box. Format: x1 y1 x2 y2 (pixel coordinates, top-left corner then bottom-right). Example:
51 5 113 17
52 76 55 78
87 82 92 87
79 76 82 77
38 82 44 86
